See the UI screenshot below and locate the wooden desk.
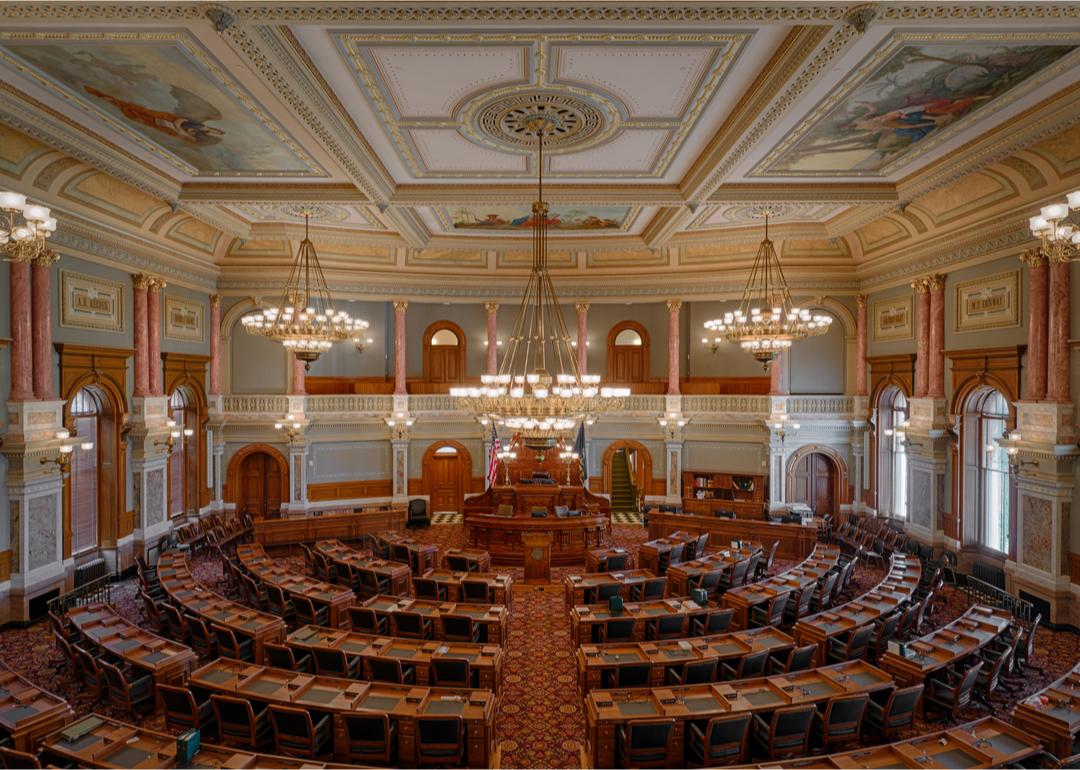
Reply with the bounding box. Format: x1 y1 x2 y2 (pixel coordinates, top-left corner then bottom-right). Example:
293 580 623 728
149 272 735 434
794 553 921 661
585 546 633 573
647 512 821 561
721 545 841 630
563 570 657 607
0 663 72 752
315 539 412 596
463 513 610 566
441 548 491 573
421 569 514 607
67 604 197 698
287 625 504 694
362 595 509 647
570 598 708 646
664 543 763 597
637 531 696 574
575 626 794 695
188 658 496 768
880 604 1014 687
253 507 405 546
378 532 439 574
156 551 285 662
40 714 363 769
1011 660 1080 759
238 543 355 628
585 659 893 769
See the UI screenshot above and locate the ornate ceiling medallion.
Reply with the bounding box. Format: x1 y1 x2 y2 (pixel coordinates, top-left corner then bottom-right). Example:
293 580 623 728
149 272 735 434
461 87 620 155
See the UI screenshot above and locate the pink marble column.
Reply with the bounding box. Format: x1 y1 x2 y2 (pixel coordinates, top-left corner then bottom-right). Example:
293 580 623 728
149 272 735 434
576 303 589 377
291 355 305 396
1023 252 1048 401
8 258 33 402
928 274 945 398
854 294 868 397
914 279 930 397
209 294 222 395
393 300 408 396
31 255 57 400
770 352 788 395
485 302 498 376
666 299 681 395
147 279 164 396
132 274 150 398
1047 256 1071 403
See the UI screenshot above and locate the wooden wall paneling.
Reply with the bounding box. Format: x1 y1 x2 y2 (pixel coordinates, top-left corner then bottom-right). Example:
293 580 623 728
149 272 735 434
307 480 394 502
0 550 11 582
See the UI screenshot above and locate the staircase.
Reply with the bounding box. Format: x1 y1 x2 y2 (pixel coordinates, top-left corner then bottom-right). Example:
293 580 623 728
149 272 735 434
610 449 637 512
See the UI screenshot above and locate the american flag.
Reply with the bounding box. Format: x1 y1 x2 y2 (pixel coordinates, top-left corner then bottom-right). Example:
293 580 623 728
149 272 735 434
487 423 501 488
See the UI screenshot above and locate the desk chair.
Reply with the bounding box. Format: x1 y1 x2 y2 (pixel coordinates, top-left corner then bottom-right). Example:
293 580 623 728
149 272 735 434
717 561 748 594
445 554 474 573
432 657 471 688
312 647 361 679
462 579 492 604
369 656 415 685
407 499 431 528
973 647 1012 714
413 577 446 601
138 592 164 634
292 595 330 627
697 570 722 598
783 585 815 625
586 583 623 605
72 644 104 702
925 660 983 722
600 662 652 690
766 644 817 676
744 554 761 584
657 543 685 574
616 719 675 768
691 608 733 637
748 593 788 629
52 632 78 681
211 694 272 750
647 614 687 641
826 624 873 664
1013 613 1044 675
601 617 636 643
756 541 780 579
869 614 900 663
358 568 391 599
751 704 816 760
341 714 397 764
631 578 666 602
242 574 268 611
0 748 41 769
813 693 868 752
160 603 189 644
264 642 312 674
808 573 838 614
264 583 295 624
348 606 387 635
865 684 923 739
212 624 254 661
666 658 717 686
893 603 919 641
686 713 751 767
394 611 433 639
416 716 465 767
99 658 155 718
442 614 481 643
269 704 333 759
184 614 218 660
720 649 769 681
607 553 631 571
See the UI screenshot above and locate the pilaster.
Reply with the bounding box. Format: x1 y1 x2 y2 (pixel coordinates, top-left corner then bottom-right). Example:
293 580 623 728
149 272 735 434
903 396 949 548
392 438 410 501
127 396 172 557
288 440 310 510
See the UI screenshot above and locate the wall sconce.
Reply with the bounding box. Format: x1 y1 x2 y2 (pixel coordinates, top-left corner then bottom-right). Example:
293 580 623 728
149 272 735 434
482 339 503 348
496 449 516 486
353 336 374 353
559 449 580 485
770 414 800 447
657 412 687 429
887 419 922 449
996 434 1036 472
701 336 722 354
41 428 93 474
155 419 192 453
385 412 414 428
274 414 305 442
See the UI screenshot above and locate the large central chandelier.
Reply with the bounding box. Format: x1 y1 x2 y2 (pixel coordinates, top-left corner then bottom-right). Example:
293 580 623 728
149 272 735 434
703 212 831 368
242 212 368 368
451 117 629 443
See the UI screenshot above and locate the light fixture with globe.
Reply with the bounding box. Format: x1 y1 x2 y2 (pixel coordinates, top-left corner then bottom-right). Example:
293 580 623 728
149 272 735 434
1027 190 1080 262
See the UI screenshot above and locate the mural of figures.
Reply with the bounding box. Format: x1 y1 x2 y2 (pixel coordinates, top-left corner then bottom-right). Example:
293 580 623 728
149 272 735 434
0 39 315 175
765 42 1077 175
445 205 630 231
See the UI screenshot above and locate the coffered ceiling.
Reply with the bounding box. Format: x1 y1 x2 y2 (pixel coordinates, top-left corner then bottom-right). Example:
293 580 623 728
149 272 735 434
0 1 1079 293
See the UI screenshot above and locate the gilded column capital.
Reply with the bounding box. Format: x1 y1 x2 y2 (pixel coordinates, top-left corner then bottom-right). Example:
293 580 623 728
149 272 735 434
576 302 590 314
666 299 682 312
148 277 167 293
209 293 221 307
1047 250 1073 264
926 274 945 292
484 302 499 314
132 273 152 290
1020 248 1047 268
30 251 59 268
393 299 409 312
911 277 930 293
855 293 867 308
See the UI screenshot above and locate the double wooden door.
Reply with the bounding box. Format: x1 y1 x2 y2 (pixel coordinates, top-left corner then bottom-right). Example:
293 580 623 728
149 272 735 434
790 453 837 516
610 344 645 383
239 452 283 518
431 454 462 512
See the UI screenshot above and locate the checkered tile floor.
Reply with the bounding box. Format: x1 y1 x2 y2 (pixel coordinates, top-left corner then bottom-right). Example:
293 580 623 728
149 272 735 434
431 512 462 525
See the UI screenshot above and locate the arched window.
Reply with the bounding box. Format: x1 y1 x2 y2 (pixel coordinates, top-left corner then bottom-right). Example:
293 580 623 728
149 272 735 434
70 388 100 555
606 321 650 384
962 388 1011 553
876 386 908 519
423 321 467 384
168 388 198 518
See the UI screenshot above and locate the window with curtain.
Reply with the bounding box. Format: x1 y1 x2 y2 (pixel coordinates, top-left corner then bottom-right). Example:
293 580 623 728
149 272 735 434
70 388 99 555
969 389 1010 553
876 386 908 519
169 389 188 518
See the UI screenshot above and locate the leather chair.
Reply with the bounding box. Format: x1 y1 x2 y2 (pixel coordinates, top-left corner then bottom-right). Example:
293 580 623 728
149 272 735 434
1013 613 1044 674
604 662 651 689
160 683 217 741
413 577 446 601
585 583 622 605
72 644 103 701
925 661 983 722
606 553 630 571
720 649 769 681
264 584 295 625
394 610 433 639
748 593 789 629
751 704 816 760
52 631 79 680
601 618 636 643
263 641 312 674
341 714 397 764
647 614 687 641
869 613 901 662
312 647 361 679
416 716 464 767
268 704 332 759
184 613 218 660
242 574 268 611
407 498 431 528
138 592 164 634
211 693 272 750
865 684 923 739
348 606 388 635
826 624 873 664
616 719 675 768
442 614 481 643
657 543 685 574
358 568 391 599
766 644 817 676
369 656 415 685
691 608 734 637
813 693 869 752
632 577 667 601
445 554 473 573
783 585 816 625
461 579 492 604
666 658 717 686
686 713 751 767
808 573 838 614
0 748 42 769
99 658 155 718
432 657 471 688
212 623 254 662
717 561 748 594
756 541 780 579
744 554 761 585
160 603 189 644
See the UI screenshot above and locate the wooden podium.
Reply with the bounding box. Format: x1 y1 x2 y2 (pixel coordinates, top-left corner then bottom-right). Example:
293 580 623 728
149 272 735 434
522 531 552 584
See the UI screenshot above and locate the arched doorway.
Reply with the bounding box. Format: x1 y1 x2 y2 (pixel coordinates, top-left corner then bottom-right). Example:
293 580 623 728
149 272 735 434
600 440 653 497
421 440 473 513
423 321 467 384
786 446 848 517
226 444 289 518
606 321 650 384
168 386 200 519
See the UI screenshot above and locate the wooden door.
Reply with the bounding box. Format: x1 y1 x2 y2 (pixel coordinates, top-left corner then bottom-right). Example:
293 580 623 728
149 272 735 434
611 345 645 383
429 346 461 383
239 452 282 517
789 453 837 516
432 454 461 512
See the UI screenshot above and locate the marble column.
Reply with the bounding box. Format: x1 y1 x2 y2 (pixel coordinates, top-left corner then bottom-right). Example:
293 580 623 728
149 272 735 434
8 257 33 402
291 355 305 396
1023 252 1048 401
666 299 681 395
576 302 589 377
769 352 788 395
132 274 150 398
393 300 408 396
485 302 498 376
147 278 165 396
31 254 57 400
928 274 945 398
855 294 868 397
914 278 930 397
209 294 222 395
1047 255 1071 402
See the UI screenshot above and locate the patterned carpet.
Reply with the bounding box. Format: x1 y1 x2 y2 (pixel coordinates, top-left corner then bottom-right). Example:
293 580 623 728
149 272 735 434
2 522 1079 768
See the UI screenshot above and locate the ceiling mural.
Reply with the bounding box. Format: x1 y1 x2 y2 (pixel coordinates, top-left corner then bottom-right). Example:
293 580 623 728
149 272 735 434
439 205 632 233
0 34 321 177
758 37 1079 177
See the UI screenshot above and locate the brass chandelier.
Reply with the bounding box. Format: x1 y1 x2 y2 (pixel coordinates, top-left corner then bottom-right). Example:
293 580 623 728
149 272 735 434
703 212 831 368
451 116 628 444
242 212 368 368
1028 191 1080 262
0 190 57 262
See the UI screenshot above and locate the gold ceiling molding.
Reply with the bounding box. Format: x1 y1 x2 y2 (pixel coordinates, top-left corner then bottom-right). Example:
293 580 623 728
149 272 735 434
708 182 897 204
390 183 685 206
178 182 368 203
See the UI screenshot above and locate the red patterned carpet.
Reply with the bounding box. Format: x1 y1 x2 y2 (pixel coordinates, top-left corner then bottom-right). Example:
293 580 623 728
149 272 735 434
1 522 1078 768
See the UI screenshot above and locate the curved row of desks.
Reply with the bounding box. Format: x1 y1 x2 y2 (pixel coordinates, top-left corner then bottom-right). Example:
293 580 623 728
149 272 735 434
721 544 842 629
238 543 355 627
0 662 72 752
314 539 412 596
664 541 763 596
361 595 508 647
1012 659 1080 759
